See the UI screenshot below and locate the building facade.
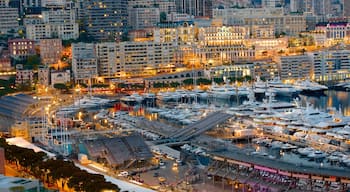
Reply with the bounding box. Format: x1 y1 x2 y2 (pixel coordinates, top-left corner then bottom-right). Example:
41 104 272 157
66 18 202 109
213 7 306 36
8 39 36 59
51 70 71 86
175 0 212 18
315 22 350 40
83 0 128 41
38 67 50 86
72 43 97 84
0 7 19 35
25 9 79 41
39 38 62 65
117 41 176 78
95 42 117 78
278 54 312 80
311 50 350 82
128 7 160 30
16 69 34 85
0 58 12 72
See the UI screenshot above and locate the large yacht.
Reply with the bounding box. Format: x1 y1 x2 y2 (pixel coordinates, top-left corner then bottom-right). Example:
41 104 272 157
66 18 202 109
267 77 299 97
293 79 328 95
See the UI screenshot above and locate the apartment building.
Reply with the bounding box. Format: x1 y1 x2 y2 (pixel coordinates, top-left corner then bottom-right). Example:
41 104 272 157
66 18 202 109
116 41 176 78
278 54 312 80
0 7 19 34
39 38 62 65
83 0 128 41
8 39 36 59
128 7 160 30
16 69 34 85
25 9 79 41
72 43 97 84
95 42 117 78
311 50 350 82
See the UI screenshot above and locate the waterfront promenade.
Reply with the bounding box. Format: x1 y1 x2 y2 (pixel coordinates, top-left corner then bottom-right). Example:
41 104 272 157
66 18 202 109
209 145 350 179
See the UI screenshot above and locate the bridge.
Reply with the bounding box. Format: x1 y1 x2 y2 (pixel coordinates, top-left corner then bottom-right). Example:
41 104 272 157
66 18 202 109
169 111 233 141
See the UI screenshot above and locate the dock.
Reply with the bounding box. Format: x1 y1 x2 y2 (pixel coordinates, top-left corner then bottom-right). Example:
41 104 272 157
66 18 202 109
170 111 232 141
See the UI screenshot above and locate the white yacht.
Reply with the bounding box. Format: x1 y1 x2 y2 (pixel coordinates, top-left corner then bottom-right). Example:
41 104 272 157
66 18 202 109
207 83 235 99
293 79 328 95
75 96 111 108
253 76 268 97
297 147 314 156
267 77 299 97
307 150 327 159
129 93 144 103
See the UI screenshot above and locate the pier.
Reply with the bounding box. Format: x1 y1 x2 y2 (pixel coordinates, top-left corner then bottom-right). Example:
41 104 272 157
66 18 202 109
169 111 233 141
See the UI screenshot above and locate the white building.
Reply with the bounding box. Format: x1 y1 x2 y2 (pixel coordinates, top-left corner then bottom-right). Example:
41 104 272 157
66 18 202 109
311 50 350 82
51 70 71 86
278 54 312 80
315 22 350 40
25 9 79 41
0 7 19 34
72 43 97 84
95 42 117 78
213 7 306 36
117 41 176 77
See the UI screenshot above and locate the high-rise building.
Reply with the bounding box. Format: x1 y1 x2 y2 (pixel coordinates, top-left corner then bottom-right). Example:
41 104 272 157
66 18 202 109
83 0 128 41
129 7 160 30
344 0 350 17
175 0 212 18
0 7 19 34
95 42 117 78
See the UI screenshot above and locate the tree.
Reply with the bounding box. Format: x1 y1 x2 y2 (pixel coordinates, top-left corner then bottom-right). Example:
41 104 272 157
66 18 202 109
170 82 180 88
53 83 68 92
183 78 194 86
25 55 41 70
213 78 224 84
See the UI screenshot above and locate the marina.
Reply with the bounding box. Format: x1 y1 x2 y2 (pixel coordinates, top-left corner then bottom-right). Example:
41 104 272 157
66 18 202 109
5 87 350 192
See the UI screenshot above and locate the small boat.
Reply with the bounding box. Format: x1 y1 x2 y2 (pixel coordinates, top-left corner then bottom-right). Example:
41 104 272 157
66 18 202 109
297 147 314 156
307 150 327 159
